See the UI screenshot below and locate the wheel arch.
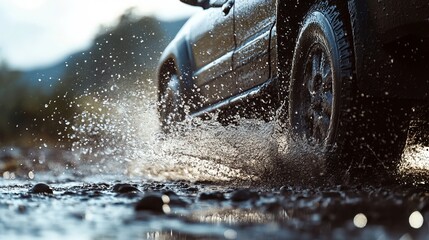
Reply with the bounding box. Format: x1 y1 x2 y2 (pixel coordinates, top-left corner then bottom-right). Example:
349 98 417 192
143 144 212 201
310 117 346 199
158 57 178 102
157 37 195 104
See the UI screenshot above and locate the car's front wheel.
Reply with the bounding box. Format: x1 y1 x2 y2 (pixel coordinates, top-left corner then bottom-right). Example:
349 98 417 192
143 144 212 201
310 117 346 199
287 2 410 182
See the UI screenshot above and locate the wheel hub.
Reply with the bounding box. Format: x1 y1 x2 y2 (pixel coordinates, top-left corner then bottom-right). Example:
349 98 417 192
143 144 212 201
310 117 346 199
302 46 334 144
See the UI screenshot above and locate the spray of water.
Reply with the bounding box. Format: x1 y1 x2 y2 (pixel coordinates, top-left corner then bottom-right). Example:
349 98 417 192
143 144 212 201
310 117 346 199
70 89 276 181
65 78 428 185
64 79 326 185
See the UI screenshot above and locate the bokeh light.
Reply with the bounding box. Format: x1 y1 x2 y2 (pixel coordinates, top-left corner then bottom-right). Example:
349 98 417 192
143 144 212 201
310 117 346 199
224 229 237 239
409 211 424 229
353 213 367 228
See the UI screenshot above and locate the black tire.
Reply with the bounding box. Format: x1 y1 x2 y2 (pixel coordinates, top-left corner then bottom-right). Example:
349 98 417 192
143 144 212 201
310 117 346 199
158 73 185 132
287 2 410 182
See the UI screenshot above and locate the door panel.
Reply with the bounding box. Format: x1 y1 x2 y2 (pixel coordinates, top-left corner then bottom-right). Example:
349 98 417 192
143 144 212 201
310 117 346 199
233 0 276 92
187 6 235 106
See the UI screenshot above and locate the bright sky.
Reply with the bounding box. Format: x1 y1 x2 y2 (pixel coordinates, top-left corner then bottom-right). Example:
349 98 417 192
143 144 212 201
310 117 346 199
0 0 199 70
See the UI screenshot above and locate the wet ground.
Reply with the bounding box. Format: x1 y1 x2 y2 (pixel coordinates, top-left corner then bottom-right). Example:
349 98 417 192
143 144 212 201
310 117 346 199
1 144 429 240
1 175 429 239
1 102 429 239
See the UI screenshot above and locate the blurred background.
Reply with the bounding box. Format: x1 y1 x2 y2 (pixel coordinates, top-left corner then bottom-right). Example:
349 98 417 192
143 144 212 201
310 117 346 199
0 0 199 148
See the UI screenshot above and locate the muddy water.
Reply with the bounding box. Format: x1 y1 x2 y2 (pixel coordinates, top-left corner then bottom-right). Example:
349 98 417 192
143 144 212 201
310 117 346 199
1 91 429 239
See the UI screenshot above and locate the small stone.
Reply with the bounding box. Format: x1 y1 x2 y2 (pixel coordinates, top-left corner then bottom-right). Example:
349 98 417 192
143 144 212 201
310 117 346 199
112 183 140 193
135 193 170 214
230 189 259 202
29 183 53 194
71 212 85 220
199 191 226 201
17 205 27 214
187 187 199 192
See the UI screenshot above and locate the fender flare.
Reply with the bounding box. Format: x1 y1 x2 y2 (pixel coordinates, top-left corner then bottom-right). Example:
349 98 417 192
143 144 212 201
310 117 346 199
157 37 196 105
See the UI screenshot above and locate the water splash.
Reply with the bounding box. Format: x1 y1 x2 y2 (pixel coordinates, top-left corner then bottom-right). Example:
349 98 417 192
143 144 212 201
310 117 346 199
66 81 328 185
66 79 428 185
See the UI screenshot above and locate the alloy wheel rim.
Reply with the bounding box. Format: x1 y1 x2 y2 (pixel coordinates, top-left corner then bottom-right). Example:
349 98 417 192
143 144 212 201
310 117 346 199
301 44 334 144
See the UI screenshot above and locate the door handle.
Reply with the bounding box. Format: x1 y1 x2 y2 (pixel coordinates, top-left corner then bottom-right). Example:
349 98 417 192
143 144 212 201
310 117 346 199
222 0 234 15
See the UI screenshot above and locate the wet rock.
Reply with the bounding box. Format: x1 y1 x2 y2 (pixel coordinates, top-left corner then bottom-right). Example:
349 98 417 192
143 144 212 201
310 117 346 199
112 183 140 193
17 205 27 214
177 182 190 189
135 193 170 214
230 189 259 202
187 187 199 192
29 183 53 194
62 191 76 196
70 212 85 220
199 191 226 201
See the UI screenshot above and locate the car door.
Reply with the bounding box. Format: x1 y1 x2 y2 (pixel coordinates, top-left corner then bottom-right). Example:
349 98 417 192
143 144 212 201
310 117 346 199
233 0 276 92
187 4 235 106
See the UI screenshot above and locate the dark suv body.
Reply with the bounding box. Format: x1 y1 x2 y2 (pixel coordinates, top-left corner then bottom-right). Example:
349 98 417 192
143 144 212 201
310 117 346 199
157 0 429 180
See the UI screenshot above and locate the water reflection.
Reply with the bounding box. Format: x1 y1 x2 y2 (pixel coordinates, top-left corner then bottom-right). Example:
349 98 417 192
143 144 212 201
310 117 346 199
192 208 289 225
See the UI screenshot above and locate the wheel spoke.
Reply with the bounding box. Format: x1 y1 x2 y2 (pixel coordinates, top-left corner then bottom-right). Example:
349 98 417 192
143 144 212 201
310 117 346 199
305 71 314 94
322 92 333 116
319 113 331 138
308 52 322 95
323 75 333 89
322 66 331 79
312 52 321 78
312 112 322 141
291 42 336 145
310 110 330 142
